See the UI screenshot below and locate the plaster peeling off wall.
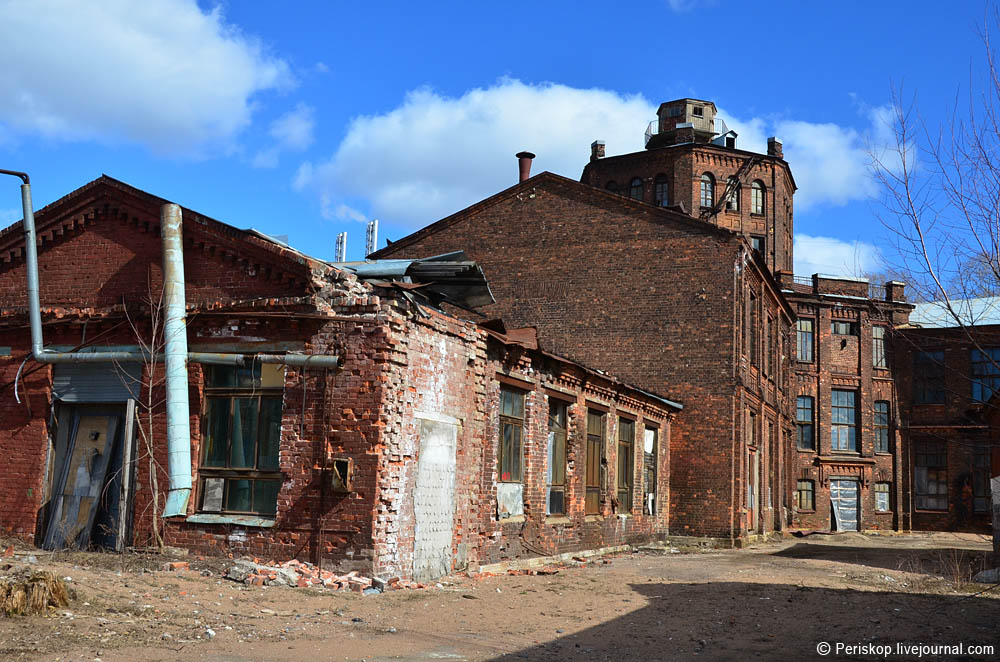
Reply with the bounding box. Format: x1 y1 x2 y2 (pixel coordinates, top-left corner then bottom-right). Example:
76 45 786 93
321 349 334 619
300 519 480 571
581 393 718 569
497 483 524 518
412 416 458 582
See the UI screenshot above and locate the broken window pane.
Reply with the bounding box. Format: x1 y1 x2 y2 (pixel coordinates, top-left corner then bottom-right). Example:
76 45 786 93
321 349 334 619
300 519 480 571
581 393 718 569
226 479 253 513
258 396 282 471
203 398 230 467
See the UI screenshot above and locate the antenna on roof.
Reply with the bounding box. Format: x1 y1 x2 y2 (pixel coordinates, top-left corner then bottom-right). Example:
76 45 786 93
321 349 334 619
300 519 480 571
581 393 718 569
365 219 379 256
335 231 347 262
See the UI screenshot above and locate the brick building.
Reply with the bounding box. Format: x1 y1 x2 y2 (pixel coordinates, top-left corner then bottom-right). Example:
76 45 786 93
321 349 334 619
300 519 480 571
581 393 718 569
372 169 795 542
0 175 679 580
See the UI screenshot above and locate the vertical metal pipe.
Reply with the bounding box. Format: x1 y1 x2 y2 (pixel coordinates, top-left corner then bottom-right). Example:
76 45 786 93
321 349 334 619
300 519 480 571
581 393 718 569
161 203 192 517
21 182 44 359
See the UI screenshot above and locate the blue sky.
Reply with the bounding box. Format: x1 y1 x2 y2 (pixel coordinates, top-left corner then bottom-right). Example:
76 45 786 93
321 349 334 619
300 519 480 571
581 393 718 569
0 0 988 276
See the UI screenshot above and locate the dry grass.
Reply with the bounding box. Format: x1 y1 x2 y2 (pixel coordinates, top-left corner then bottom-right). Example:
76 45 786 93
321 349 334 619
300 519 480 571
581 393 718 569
0 571 70 616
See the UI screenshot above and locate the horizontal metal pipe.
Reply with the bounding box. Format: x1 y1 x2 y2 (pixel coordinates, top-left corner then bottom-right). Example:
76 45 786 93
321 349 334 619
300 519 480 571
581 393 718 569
18 349 340 367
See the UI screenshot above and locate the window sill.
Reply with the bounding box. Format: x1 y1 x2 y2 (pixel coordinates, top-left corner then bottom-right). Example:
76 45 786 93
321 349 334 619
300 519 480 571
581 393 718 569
584 514 603 522
187 513 276 528
796 510 816 514
545 516 571 525
499 515 525 524
796 447 817 453
874 452 893 456
914 509 948 513
875 510 892 514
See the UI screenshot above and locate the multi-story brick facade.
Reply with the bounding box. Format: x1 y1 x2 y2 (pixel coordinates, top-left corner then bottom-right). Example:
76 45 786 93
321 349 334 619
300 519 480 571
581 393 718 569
0 175 678 580
778 273 912 532
372 171 795 542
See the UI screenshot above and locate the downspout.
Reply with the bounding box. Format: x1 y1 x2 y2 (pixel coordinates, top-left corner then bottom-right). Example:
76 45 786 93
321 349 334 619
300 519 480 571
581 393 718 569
4 170 342 521
160 204 192 517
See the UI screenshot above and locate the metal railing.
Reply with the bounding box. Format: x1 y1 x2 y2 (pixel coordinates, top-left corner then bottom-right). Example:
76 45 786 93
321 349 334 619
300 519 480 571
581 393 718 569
644 120 660 146
793 275 813 286
868 283 886 301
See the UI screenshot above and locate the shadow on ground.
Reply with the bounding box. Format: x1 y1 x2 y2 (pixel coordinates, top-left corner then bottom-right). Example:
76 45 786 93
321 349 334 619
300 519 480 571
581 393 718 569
771 542 992 578
490 582 999 662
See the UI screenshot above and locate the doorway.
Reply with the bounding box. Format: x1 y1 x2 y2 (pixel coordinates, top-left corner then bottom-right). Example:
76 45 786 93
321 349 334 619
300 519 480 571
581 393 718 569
830 479 860 532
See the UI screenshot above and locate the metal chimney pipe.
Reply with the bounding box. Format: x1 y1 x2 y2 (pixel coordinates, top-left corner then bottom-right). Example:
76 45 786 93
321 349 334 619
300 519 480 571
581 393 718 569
516 151 535 183
160 203 193 517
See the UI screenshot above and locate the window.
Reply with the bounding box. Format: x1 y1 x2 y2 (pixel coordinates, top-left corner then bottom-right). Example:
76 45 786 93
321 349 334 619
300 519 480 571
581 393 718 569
875 482 891 512
831 389 857 452
874 401 890 453
914 441 947 510
692 105 704 117
971 347 1000 402
547 400 568 515
654 174 669 207
973 449 990 513
796 396 815 450
498 387 525 482
795 480 814 511
725 177 740 211
643 426 658 515
751 235 765 254
914 351 946 404
796 319 814 362
605 180 618 194
700 173 714 208
831 320 858 335
765 315 773 376
751 181 765 215
199 363 285 517
628 177 643 201
617 417 635 512
585 410 604 515
873 326 888 369
749 292 758 367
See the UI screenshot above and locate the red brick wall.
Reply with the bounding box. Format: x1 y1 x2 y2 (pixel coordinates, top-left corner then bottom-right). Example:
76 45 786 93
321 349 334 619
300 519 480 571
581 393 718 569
374 176 792 540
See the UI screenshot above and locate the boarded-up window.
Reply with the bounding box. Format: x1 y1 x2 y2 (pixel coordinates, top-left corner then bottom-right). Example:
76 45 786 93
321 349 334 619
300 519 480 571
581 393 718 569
585 410 605 515
199 363 284 517
498 387 525 483
547 401 567 515
795 480 814 511
915 441 947 511
617 417 635 513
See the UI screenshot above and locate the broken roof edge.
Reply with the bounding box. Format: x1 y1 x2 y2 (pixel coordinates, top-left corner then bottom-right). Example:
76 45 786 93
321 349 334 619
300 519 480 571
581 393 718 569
480 322 683 411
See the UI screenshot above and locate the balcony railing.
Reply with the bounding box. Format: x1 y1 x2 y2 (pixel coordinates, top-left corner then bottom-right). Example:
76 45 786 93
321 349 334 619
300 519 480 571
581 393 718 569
644 120 660 146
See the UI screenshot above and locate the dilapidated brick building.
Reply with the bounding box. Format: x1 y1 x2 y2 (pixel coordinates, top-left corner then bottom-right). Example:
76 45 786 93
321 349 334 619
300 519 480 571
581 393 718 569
0 175 679 581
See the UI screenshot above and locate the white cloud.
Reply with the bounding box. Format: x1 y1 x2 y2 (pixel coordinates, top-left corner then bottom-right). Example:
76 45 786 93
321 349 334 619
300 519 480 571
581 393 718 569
0 0 291 156
252 103 315 168
295 78 656 225
794 234 880 278
665 0 718 12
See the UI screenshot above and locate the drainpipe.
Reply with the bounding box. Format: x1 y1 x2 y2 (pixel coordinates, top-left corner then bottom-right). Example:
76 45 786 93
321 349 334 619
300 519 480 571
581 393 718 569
161 204 192 517
4 170 341 519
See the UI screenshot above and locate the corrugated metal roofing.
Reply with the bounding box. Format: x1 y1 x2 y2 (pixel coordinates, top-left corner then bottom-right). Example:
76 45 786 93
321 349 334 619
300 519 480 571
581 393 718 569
909 296 1000 328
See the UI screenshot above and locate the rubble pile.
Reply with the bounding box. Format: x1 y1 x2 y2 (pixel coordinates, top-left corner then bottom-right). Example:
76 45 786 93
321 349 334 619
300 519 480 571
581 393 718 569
224 558 428 592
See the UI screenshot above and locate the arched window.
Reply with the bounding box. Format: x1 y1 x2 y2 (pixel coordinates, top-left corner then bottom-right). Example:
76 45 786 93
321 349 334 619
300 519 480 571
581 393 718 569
654 174 669 207
751 181 765 216
699 173 714 208
629 177 643 201
605 180 618 194
725 177 740 212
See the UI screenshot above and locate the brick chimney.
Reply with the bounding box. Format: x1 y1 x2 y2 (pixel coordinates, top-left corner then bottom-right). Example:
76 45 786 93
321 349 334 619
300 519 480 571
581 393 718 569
516 151 535 183
590 140 605 162
886 280 906 302
767 137 783 158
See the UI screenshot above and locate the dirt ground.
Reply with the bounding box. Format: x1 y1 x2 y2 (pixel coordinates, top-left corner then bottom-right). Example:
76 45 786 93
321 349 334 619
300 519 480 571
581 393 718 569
1 532 999 662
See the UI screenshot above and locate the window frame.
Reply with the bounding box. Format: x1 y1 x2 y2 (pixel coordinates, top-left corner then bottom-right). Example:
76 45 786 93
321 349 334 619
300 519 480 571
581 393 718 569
875 482 891 512
700 173 714 209
654 174 669 207
616 417 635 513
796 318 814 363
970 347 1000 403
643 425 658 515
914 350 946 404
874 400 890 454
830 389 858 452
914 441 948 511
725 177 740 212
498 387 526 483
546 400 568 515
585 409 605 515
198 363 285 518
751 181 765 216
795 479 815 511
873 325 888 369
628 177 643 201
796 396 815 451
831 320 858 336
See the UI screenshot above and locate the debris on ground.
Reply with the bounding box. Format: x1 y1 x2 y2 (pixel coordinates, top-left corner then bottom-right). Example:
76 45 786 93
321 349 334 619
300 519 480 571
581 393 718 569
223 558 426 591
0 568 71 616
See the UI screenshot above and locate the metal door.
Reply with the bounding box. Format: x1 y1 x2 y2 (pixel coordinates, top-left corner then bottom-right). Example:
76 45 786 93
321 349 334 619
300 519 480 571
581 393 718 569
830 479 859 531
412 417 458 582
